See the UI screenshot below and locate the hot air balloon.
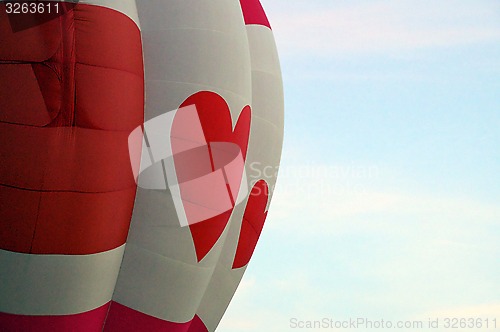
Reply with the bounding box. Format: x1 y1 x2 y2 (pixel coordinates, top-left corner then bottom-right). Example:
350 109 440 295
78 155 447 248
0 0 283 331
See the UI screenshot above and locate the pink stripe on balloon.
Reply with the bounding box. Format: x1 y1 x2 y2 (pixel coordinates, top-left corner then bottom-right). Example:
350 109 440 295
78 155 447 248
103 301 208 332
0 303 110 332
239 0 271 29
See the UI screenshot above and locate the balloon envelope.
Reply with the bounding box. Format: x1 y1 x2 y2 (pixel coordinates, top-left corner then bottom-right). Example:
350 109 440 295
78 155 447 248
0 0 283 331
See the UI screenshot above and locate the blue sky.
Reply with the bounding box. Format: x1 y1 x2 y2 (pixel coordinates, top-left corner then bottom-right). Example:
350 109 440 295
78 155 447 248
219 1 499 331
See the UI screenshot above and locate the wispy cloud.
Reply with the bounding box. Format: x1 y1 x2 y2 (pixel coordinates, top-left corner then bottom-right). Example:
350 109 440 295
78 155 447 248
218 275 292 331
268 160 500 237
266 0 500 56
417 303 500 332
423 303 500 318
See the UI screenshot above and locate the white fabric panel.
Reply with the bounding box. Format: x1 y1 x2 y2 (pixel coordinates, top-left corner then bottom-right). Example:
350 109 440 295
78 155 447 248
247 25 284 134
77 0 140 28
113 244 213 323
196 267 245 332
252 72 285 135
246 26 285 208
246 117 281 189
136 0 252 122
125 188 206 266
113 0 252 323
0 246 125 315
213 200 247 268
246 26 282 77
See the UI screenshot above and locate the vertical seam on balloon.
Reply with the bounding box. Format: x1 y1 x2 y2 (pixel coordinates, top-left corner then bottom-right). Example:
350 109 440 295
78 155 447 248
223 173 236 207
102 301 112 332
207 142 216 173
29 192 43 253
71 8 78 127
161 159 170 190
143 124 155 168
29 10 73 253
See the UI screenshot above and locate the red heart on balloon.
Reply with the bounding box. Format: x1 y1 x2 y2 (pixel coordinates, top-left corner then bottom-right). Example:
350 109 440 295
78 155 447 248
232 180 269 269
172 91 251 262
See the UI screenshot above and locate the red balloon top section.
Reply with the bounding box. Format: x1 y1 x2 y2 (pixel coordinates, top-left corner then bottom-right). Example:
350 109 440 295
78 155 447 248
239 0 271 29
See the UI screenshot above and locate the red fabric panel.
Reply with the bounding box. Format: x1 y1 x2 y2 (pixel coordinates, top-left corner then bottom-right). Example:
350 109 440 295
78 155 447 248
0 302 110 332
74 64 144 131
0 186 136 254
175 92 251 262
232 180 269 269
0 4 144 255
30 189 137 254
74 5 144 131
0 123 50 191
0 186 40 253
0 125 137 192
104 302 208 332
0 64 61 126
74 6 144 76
239 0 272 29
